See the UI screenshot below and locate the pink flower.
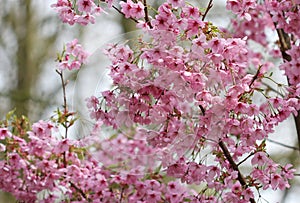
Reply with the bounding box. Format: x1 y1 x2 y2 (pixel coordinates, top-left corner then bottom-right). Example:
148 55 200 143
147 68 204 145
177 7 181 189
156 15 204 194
76 13 96 25
66 39 79 54
251 152 269 166
120 0 145 19
86 96 99 109
120 0 133 18
231 182 242 194
186 18 205 37
58 61 69 70
270 174 288 190
281 164 296 179
167 158 188 178
132 1 145 19
242 188 254 201
182 6 200 18
53 139 71 154
226 0 240 13
146 190 161 202
77 0 94 13
0 128 12 139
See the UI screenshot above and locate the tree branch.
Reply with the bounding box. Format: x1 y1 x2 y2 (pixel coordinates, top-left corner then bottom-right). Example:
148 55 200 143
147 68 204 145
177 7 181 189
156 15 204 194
273 23 300 152
218 141 256 203
143 0 152 28
267 138 299 151
56 69 69 138
275 28 291 62
69 181 89 201
202 0 213 21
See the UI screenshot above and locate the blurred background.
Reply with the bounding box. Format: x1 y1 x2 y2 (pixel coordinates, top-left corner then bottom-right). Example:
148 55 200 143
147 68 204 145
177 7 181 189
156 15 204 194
0 0 299 202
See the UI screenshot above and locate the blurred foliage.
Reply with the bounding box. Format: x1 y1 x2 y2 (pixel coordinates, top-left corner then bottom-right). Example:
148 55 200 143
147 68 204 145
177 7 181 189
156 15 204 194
0 0 61 201
0 0 64 120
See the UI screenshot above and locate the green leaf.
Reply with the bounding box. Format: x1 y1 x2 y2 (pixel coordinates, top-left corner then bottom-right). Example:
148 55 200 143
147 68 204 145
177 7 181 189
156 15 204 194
269 72 273 77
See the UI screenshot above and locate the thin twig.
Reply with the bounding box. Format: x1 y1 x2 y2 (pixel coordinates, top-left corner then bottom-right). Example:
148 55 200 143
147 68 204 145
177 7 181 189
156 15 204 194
112 5 139 23
56 70 69 138
202 0 213 21
237 152 255 166
119 187 124 203
267 138 299 151
261 81 285 97
56 69 69 169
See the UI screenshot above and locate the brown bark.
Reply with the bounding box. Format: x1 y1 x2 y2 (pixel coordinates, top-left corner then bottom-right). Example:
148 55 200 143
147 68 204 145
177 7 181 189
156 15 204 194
219 141 256 203
275 28 300 151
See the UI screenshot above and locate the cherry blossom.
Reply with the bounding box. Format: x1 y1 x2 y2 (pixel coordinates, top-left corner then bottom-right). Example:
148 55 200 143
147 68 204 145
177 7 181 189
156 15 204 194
1 0 300 202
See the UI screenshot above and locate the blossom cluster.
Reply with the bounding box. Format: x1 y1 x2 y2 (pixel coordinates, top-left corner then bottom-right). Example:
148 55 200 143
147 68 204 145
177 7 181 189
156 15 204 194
226 0 257 21
51 0 106 25
280 44 300 87
51 0 146 26
57 39 89 71
86 1 299 202
1 0 299 202
0 119 199 202
266 0 300 39
120 0 145 19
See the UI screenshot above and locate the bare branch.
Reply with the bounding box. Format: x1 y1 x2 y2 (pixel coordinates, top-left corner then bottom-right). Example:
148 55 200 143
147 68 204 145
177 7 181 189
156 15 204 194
56 69 69 138
143 0 152 28
267 138 299 151
202 0 213 21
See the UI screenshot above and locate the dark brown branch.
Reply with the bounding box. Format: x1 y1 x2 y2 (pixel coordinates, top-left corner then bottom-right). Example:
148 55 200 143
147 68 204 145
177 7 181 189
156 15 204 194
69 181 89 201
293 116 300 151
249 65 261 88
273 20 300 152
237 152 255 166
143 0 152 28
218 141 256 203
202 0 213 21
275 28 291 61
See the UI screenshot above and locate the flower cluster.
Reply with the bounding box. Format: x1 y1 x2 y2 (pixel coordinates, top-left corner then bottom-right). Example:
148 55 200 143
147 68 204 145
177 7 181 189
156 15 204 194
280 44 300 87
51 0 145 26
251 152 295 190
51 0 106 25
266 0 300 39
120 0 145 19
85 1 299 202
57 39 89 71
0 117 199 202
226 0 257 21
1 0 299 202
